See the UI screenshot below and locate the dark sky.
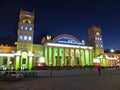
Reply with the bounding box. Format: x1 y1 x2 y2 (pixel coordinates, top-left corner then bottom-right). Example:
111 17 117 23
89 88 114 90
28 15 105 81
0 0 120 50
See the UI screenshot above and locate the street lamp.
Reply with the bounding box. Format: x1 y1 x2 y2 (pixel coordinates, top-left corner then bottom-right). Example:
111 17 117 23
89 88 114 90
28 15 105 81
50 62 52 77
110 49 115 53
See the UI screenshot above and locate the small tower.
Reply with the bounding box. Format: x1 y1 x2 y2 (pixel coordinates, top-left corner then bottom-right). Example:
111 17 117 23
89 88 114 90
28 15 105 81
17 8 35 51
88 25 104 57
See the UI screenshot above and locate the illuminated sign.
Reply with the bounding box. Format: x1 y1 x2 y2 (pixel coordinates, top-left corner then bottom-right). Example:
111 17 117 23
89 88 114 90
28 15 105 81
55 37 84 45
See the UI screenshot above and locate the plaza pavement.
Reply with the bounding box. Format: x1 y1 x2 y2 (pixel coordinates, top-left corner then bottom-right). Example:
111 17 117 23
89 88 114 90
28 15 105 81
0 68 120 90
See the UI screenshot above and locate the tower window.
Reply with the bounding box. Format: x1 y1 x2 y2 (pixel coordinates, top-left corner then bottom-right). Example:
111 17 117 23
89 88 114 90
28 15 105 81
29 27 32 31
25 26 28 30
96 44 99 47
24 36 27 40
95 37 98 40
19 35 23 40
28 36 32 40
96 32 100 35
20 26 24 30
98 38 100 40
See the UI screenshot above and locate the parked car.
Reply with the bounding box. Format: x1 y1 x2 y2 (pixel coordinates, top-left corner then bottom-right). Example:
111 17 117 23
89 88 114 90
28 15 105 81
1 71 24 81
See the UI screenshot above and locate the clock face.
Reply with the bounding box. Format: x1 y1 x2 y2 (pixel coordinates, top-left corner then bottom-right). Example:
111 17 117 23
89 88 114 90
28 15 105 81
96 32 100 35
22 17 32 24
47 35 51 40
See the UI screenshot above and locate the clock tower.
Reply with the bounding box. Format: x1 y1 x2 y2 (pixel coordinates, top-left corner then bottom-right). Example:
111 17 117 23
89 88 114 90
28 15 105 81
88 25 104 57
17 8 35 51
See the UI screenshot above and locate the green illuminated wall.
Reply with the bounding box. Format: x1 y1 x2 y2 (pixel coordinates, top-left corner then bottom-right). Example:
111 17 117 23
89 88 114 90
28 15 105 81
102 58 107 67
17 42 33 52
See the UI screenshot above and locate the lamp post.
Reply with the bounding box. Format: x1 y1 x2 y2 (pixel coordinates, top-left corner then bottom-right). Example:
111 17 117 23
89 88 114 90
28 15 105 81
50 62 52 77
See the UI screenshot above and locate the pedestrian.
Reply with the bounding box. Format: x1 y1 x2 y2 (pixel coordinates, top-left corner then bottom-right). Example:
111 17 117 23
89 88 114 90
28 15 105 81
98 67 101 75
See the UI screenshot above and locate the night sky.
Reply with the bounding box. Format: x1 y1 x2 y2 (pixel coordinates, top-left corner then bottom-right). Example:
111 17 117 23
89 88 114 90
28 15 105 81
0 0 120 50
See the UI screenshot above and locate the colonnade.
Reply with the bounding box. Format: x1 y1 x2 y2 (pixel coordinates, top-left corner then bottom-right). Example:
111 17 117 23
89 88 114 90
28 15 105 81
45 47 94 66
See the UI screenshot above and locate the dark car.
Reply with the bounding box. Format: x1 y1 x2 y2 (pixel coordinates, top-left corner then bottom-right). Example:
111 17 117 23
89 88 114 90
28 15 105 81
1 71 24 81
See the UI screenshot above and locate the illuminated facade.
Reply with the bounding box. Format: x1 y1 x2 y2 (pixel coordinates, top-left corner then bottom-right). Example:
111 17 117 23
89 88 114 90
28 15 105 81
0 9 119 70
44 34 94 66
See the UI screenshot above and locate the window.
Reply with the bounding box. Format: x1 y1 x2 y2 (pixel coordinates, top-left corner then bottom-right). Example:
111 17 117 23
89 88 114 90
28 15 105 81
96 32 100 35
96 44 99 47
19 35 23 40
95 37 97 40
98 38 99 40
25 26 28 30
28 36 32 40
20 26 23 30
24 36 27 40
29 27 32 31
3 58 7 65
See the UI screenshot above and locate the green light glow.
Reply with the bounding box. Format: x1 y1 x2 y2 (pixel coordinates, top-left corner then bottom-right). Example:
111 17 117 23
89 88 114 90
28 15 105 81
65 49 69 66
29 57 32 70
49 47 52 66
85 50 89 65
70 49 74 66
89 50 93 65
102 58 107 67
53 48 58 66
81 50 85 66
16 56 19 70
59 48 64 66
45 47 48 65
75 49 80 66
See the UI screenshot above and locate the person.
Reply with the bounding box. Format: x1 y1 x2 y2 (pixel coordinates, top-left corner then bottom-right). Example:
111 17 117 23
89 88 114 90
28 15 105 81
98 67 101 75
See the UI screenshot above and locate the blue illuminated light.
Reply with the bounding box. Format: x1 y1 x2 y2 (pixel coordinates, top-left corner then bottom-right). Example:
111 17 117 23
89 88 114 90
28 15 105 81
29 27 32 31
29 36 32 40
96 44 99 47
56 37 84 45
19 35 23 40
20 26 23 30
25 26 28 30
24 36 27 40
95 37 97 40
